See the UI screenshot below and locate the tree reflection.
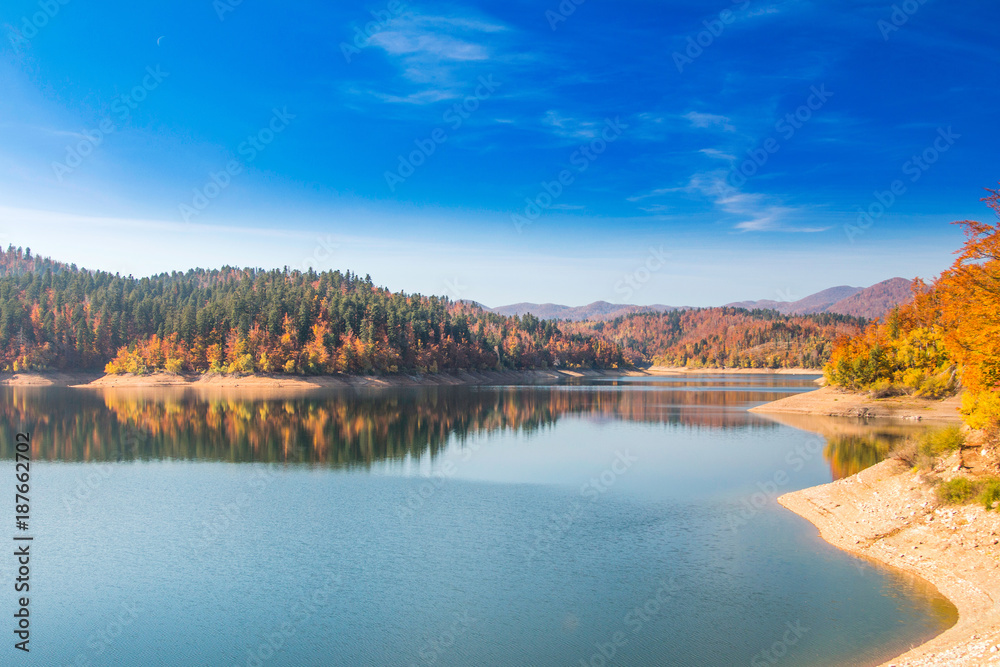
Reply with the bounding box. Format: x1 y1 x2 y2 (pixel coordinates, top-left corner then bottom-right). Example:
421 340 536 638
0 385 787 466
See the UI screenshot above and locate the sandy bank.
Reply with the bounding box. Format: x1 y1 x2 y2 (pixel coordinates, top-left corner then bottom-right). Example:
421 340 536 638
780 459 1000 666
644 365 821 375
0 368 646 389
750 386 963 422
0 371 104 387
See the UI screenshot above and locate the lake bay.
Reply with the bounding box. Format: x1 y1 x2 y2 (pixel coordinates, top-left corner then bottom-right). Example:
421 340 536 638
0 375 956 666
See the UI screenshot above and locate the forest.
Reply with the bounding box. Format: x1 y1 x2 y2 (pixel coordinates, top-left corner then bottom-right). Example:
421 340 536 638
564 308 865 369
0 244 870 377
824 187 1000 429
0 249 626 374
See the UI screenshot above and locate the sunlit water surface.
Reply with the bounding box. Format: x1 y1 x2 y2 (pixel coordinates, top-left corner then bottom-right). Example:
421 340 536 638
0 375 956 666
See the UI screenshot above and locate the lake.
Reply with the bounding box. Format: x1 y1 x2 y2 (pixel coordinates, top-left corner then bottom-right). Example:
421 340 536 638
0 375 956 666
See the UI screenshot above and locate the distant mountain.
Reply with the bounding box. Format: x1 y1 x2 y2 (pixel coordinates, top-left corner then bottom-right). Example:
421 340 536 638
824 277 915 319
488 301 678 322
484 278 914 324
726 285 863 315
726 279 913 320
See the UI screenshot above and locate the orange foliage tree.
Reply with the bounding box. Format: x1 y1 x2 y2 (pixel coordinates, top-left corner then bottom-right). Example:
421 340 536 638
825 186 1000 429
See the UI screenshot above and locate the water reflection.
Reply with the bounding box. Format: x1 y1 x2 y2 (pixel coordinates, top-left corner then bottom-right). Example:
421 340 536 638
753 412 952 479
0 383 787 465
0 381 940 479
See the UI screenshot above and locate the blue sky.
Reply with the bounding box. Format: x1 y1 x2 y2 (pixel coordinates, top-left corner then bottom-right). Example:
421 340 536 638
0 0 997 307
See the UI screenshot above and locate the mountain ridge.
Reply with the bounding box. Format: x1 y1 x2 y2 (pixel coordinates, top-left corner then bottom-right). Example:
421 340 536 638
485 278 914 322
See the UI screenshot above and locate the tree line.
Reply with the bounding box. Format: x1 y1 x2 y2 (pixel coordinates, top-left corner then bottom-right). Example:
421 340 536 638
564 308 866 369
0 248 626 374
825 186 1000 430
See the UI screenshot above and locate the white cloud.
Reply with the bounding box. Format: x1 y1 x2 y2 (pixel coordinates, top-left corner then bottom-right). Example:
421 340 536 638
541 111 603 140
683 111 736 132
362 12 511 102
633 171 829 233
699 148 736 161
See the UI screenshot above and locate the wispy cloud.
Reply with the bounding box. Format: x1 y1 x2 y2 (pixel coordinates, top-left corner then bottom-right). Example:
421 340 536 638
633 171 828 233
362 11 512 103
699 147 736 161
626 187 683 202
683 111 735 132
541 111 604 140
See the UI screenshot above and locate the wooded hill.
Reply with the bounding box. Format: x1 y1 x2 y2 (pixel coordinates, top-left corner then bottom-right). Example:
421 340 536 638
0 245 868 376
563 308 865 369
0 247 626 374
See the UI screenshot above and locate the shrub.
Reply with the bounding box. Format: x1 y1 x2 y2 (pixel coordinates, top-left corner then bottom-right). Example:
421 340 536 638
918 426 964 458
962 389 1000 431
937 477 979 504
164 358 183 374
227 353 255 374
869 378 904 398
914 369 958 398
892 426 964 469
105 348 149 375
977 478 1000 510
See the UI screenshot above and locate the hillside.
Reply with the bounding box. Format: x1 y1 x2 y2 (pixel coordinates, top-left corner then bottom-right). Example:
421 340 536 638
823 277 914 319
0 246 626 375
0 245 882 376
726 279 913 319
563 308 865 369
726 285 862 314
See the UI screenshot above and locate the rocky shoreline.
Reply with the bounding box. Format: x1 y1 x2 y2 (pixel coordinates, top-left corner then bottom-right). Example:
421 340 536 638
750 386 964 422
780 458 1000 666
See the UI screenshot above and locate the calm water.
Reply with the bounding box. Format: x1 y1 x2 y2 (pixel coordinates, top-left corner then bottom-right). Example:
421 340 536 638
0 375 956 666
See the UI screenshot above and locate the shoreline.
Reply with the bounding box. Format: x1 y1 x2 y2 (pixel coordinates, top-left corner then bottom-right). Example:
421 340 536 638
780 459 1000 666
0 368 648 390
0 366 824 390
644 365 821 375
750 385 964 422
